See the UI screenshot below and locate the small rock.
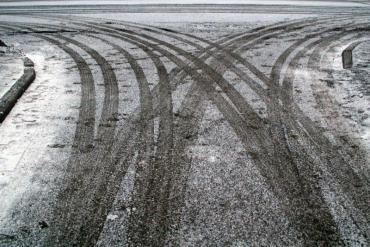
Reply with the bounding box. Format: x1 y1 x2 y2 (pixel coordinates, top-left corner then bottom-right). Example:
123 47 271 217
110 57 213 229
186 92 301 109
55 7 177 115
47 144 66 148
249 151 258 160
343 113 352 119
185 134 193 140
38 221 48 229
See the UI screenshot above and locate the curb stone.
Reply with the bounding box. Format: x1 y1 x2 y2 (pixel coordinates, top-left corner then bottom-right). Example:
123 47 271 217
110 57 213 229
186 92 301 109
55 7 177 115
0 56 36 122
342 39 370 69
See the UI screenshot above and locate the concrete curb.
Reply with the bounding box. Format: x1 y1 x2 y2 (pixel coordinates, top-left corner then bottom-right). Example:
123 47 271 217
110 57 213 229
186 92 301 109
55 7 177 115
342 40 370 69
0 56 36 122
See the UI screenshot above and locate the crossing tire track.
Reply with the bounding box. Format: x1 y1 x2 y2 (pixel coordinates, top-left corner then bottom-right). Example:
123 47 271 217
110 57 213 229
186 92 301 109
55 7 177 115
2 14 370 246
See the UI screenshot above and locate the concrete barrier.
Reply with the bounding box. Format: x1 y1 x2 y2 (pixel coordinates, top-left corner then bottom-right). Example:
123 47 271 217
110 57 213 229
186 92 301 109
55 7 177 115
0 56 36 122
342 40 369 69
342 49 353 69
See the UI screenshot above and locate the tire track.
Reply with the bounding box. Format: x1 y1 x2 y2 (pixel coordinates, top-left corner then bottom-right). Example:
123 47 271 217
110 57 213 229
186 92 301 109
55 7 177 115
38 35 97 153
0 24 97 154
258 22 370 243
88 23 264 127
38 26 159 246
79 24 264 245
313 34 370 240
27 14 312 95
57 29 175 246
267 25 370 244
135 54 173 247
165 17 370 245
3 23 125 246
81 34 173 247
301 31 370 240
33 28 172 246
101 21 332 246
159 23 312 243
14 17 319 136
96 19 316 88
164 19 352 245
267 32 344 245
31 15 370 245
5 16 368 245
78 22 278 246
0 24 99 246
7 17 348 245
96 18 356 245
76 33 174 246
78 19 312 245
82 33 157 247
32 32 118 245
